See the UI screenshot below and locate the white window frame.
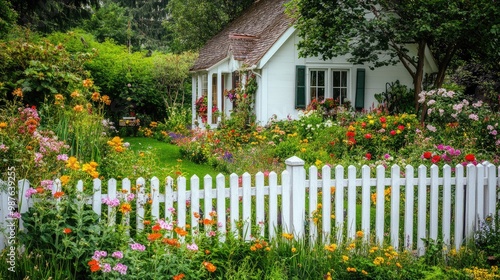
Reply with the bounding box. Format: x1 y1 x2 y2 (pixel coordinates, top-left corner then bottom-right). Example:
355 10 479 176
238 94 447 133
307 68 351 106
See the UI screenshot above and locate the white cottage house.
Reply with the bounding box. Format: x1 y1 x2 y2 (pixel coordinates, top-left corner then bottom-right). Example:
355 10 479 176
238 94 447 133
190 0 438 127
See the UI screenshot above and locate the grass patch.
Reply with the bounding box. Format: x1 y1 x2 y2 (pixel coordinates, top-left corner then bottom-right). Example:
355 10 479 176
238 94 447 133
124 137 221 179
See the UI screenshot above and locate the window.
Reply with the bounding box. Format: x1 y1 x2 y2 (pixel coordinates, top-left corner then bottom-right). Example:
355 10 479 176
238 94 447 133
332 70 348 103
310 70 326 102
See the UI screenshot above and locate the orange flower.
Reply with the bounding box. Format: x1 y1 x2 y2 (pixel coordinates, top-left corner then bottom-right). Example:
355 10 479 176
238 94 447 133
173 273 185 280
193 212 200 219
54 192 65 199
119 203 132 214
101 95 111 105
162 238 180 247
36 187 44 194
88 259 100 272
143 220 151 225
0 122 7 129
63 228 72 234
91 92 100 102
147 233 162 241
73 105 84 112
174 227 187 236
82 79 94 88
54 94 64 100
203 261 217 273
70 90 80 98
203 218 214 225
60 175 70 185
12 88 23 98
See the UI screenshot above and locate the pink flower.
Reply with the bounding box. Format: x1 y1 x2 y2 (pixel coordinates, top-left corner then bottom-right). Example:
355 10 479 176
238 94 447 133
113 263 128 275
25 188 38 198
468 114 479 121
112 251 123 259
187 243 198 251
130 243 146 251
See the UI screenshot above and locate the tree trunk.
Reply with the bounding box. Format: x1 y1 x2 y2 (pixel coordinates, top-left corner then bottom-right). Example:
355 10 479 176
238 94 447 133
414 40 427 121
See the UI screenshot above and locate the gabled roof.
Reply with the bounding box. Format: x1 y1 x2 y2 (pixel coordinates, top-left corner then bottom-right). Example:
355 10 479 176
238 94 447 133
191 0 293 71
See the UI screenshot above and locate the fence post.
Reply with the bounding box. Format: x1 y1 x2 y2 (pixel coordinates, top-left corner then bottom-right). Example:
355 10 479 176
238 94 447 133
285 156 305 239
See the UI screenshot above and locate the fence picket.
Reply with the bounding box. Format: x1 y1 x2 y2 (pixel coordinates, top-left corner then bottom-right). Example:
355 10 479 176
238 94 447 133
335 165 345 244
361 165 371 242
268 172 278 240
216 174 226 241
242 172 252 241
308 166 318 244
476 164 485 222
390 165 401 249
347 166 357 240
404 165 415 250
165 177 174 222
136 177 146 232
466 164 477 236
255 172 265 238
321 166 332 244
429 165 439 241
190 175 200 235
229 173 239 238
454 165 465 250
375 165 385 245
92 179 102 221
442 165 452 246
486 164 497 218
108 178 117 226
417 165 427 256
151 177 160 222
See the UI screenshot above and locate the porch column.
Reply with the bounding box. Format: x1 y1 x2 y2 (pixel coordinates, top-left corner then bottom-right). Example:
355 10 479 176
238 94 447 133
207 72 213 125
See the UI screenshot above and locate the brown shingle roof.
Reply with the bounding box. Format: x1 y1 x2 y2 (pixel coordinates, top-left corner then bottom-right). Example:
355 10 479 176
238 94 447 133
191 0 293 71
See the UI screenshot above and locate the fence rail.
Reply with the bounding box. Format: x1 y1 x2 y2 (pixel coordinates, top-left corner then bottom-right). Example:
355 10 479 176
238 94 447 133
1 156 498 255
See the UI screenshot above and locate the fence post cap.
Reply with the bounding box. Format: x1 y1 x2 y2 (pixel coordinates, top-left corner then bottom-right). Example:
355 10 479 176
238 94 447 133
285 156 305 166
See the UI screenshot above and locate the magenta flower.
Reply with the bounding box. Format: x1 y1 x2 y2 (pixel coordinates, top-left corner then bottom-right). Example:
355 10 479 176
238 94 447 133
113 263 128 275
187 242 198 251
130 243 146 251
25 188 38 198
112 251 123 259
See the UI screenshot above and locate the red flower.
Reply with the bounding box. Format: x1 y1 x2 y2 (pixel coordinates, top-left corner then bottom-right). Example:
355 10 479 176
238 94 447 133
431 155 441 163
364 133 372 139
152 224 161 231
398 125 405 130
423 152 432 159
390 130 396 136
361 122 366 128
346 131 355 138
379 117 386 123
63 228 72 234
365 153 372 160
465 154 475 162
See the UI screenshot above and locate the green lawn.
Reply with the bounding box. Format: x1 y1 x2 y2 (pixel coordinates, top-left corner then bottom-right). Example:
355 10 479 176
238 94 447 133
124 137 221 179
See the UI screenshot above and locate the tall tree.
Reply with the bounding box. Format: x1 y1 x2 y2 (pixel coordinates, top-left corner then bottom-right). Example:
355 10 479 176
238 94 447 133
287 0 500 109
9 0 99 33
0 0 17 38
83 0 131 45
165 0 254 52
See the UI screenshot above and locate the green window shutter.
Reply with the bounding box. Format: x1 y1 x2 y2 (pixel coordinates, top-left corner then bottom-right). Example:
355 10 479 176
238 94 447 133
355 68 365 109
295 65 306 109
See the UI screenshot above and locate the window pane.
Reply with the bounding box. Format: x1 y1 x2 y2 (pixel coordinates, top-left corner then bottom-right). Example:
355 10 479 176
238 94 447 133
311 88 317 101
341 71 347 87
333 88 340 100
311 71 317 86
318 71 325 86
333 72 340 87
318 88 325 101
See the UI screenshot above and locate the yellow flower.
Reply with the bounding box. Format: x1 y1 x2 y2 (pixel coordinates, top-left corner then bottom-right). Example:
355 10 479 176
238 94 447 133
282 233 294 240
60 175 70 185
65 157 80 170
362 270 368 275
347 267 356 272
342 255 349 262
54 94 64 100
324 244 337 252
356 230 364 238
396 262 402 269
291 247 297 253
315 159 322 166
373 257 384 266
347 243 356 250
0 122 7 129
119 203 132 213
300 148 306 153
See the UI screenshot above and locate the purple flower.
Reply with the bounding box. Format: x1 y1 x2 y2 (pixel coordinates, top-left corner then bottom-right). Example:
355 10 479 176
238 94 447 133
111 251 123 259
130 243 146 251
126 193 135 201
187 242 198 251
93 250 107 260
490 130 497 136
113 263 128 275
8 212 21 219
57 154 69 161
41 180 53 191
102 263 111 273
102 197 120 207
25 188 37 198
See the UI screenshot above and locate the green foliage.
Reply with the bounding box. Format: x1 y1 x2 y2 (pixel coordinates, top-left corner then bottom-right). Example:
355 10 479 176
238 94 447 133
9 0 99 34
83 0 131 45
375 81 416 114
165 0 254 52
0 0 17 39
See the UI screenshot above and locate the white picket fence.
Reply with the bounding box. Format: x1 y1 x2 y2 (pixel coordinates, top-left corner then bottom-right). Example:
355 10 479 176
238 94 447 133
1 156 499 255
